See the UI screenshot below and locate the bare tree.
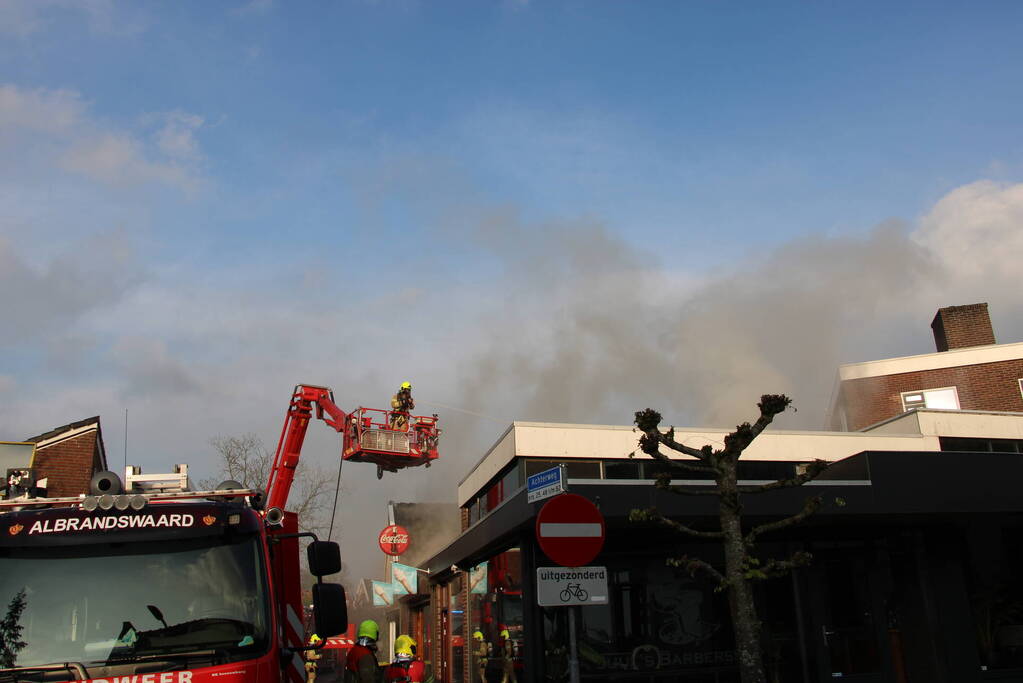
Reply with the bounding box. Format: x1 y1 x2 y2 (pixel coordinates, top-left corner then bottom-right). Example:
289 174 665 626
202 434 336 537
630 395 834 683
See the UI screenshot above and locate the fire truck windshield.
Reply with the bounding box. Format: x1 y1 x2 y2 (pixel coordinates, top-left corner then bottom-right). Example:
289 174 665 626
0 533 270 670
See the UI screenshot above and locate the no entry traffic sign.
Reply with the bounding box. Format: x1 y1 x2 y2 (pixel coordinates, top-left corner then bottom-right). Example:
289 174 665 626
536 493 605 567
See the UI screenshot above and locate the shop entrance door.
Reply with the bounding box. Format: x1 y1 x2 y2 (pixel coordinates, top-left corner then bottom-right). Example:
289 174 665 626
808 547 891 682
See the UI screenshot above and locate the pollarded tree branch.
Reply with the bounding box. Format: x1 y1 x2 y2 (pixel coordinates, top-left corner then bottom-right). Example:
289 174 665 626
668 555 727 586
629 507 724 539
737 459 831 494
721 394 792 462
635 410 714 462
745 495 823 545
751 552 813 581
654 472 720 496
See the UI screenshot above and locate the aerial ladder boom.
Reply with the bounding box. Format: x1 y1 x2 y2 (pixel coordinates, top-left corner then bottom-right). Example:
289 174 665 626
265 384 440 513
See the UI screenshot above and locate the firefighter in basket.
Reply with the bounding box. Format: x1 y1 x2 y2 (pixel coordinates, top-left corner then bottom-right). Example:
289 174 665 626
305 634 322 683
390 381 415 430
383 634 425 683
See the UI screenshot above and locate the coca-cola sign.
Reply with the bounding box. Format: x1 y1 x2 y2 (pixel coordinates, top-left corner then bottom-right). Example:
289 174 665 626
378 524 410 556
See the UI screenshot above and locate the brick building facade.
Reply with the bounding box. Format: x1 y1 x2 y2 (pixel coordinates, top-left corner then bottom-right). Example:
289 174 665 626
25 416 108 497
830 303 1023 430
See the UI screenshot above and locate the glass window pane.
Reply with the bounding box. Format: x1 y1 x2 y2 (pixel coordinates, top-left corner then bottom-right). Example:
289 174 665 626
563 461 601 479
923 388 959 409
604 461 641 479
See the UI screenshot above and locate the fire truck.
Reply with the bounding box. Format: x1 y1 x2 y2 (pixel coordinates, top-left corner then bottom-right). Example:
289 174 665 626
0 384 440 683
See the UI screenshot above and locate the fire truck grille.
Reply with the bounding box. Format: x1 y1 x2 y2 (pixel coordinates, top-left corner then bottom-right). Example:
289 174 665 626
361 430 410 453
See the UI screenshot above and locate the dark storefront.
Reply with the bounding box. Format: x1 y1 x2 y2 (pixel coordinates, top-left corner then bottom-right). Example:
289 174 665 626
426 450 1023 682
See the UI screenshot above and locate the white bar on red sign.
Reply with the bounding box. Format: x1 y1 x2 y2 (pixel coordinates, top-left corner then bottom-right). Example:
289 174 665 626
539 523 603 537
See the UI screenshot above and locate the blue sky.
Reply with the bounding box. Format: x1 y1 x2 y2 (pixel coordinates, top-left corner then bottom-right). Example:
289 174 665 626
3 0 1023 571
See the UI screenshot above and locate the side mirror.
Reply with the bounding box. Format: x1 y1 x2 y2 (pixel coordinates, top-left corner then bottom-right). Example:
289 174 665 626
313 583 348 637
308 541 342 577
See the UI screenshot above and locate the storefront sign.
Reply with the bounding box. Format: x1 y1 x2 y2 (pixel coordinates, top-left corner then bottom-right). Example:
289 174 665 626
378 524 410 555
392 561 418 595
372 580 393 606
536 566 609 606
468 561 488 594
527 465 565 503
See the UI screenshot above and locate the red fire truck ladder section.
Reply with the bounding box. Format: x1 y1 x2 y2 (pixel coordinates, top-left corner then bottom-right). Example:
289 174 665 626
264 384 441 512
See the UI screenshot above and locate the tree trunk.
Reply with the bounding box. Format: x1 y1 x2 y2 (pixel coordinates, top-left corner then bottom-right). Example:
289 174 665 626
720 472 767 683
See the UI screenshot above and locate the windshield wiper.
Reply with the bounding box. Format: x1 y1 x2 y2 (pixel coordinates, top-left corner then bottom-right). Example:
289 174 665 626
0 662 89 683
104 648 225 666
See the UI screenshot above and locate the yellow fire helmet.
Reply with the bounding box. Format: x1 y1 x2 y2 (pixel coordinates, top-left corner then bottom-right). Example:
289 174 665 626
472 630 484 641
500 629 510 640
308 634 321 644
394 634 416 657
400 381 412 390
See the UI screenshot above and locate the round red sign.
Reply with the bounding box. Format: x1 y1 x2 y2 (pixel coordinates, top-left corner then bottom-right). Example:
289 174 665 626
536 493 605 567
378 524 410 555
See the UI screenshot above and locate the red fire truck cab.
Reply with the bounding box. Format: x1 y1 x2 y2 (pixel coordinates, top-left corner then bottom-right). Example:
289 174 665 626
0 384 439 683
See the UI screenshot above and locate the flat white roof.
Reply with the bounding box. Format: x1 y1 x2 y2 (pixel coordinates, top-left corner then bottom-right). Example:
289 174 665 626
836 341 1023 382
456 410 1023 506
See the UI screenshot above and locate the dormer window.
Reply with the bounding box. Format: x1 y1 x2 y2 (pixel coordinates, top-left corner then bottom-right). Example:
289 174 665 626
901 387 960 412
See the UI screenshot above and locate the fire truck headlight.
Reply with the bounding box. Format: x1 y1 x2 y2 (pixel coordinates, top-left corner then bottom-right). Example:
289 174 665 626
83 496 99 512
115 495 131 511
98 494 115 510
130 495 147 511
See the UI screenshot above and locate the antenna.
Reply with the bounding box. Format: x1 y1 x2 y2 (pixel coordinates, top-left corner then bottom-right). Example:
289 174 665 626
123 408 128 470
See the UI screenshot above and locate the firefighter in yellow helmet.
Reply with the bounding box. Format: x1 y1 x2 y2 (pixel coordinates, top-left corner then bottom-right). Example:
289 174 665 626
498 628 515 683
383 634 425 682
472 630 490 683
391 381 415 430
304 634 322 683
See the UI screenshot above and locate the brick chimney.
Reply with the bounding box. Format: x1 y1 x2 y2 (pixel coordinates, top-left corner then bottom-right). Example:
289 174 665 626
931 303 996 352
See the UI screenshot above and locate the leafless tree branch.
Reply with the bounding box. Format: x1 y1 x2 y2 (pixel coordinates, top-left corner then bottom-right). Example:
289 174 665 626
745 495 823 545
668 555 727 585
737 459 831 494
629 507 725 539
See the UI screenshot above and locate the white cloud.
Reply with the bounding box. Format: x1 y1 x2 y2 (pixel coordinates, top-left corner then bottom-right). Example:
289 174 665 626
0 84 205 194
0 0 146 37
153 111 205 161
0 84 83 133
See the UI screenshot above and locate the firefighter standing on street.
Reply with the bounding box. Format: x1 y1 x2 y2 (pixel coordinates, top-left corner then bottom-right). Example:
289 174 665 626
473 630 490 683
383 634 425 683
345 620 380 683
498 629 515 683
305 634 322 683
390 382 415 430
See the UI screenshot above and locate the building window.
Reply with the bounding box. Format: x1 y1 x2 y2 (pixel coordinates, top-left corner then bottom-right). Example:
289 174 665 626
1018 378 1023 400
900 387 959 412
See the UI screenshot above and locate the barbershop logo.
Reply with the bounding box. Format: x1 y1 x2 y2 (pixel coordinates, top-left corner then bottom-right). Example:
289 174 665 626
7 523 24 536
28 513 196 535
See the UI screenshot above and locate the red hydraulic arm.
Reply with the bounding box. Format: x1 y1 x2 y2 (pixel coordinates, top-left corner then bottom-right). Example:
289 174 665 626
264 383 441 514
265 384 347 512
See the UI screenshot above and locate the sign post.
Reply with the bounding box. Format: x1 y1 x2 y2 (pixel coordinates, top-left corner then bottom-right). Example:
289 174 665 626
527 465 565 504
535 495 606 683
